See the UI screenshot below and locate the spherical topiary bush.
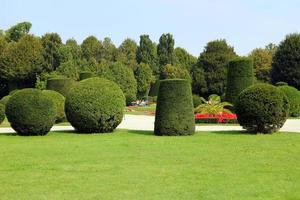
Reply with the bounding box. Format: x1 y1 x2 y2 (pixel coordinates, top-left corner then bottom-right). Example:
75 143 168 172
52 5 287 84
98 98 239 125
193 94 202 108
0 104 5 124
46 78 75 97
65 77 125 133
79 71 94 81
225 57 254 104
5 89 56 136
0 95 11 106
42 90 66 123
278 85 300 117
235 84 289 134
154 79 195 136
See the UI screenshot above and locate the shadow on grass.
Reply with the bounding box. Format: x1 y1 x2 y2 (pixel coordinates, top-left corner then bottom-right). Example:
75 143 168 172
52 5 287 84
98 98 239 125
124 129 155 136
207 130 255 135
0 133 17 136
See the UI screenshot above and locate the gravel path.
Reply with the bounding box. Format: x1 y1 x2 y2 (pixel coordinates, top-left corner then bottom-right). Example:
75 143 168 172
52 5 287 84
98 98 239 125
0 115 299 133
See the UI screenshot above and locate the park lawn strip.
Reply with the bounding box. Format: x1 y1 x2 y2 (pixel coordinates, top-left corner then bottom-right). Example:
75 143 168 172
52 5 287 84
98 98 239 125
0 130 299 199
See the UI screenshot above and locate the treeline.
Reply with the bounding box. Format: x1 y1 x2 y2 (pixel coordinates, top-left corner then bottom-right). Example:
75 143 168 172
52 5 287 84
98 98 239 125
0 21 297 102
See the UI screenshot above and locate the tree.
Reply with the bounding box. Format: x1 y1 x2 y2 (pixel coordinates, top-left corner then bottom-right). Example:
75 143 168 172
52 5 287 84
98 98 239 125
174 47 197 72
5 22 32 42
41 33 62 71
134 63 153 98
249 48 273 83
81 36 102 62
160 64 191 81
0 35 44 84
197 39 237 97
190 65 207 96
136 35 158 74
102 37 117 62
157 33 175 67
116 38 138 70
271 33 300 89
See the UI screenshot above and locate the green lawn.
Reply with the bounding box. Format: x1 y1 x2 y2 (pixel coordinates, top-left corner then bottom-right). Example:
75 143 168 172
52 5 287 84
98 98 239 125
0 130 300 199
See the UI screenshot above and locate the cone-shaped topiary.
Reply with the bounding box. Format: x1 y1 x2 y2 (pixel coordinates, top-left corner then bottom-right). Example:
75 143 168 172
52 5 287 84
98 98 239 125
154 79 195 136
278 85 300 117
235 84 289 134
46 78 75 97
5 88 56 136
0 103 5 124
42 90 66 123
65 77 125 133
226 57 254 104
79 71 94 81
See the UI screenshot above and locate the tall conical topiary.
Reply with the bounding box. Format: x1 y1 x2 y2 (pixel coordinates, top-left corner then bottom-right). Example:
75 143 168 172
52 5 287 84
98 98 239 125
154 79 195 136
225 57 254 104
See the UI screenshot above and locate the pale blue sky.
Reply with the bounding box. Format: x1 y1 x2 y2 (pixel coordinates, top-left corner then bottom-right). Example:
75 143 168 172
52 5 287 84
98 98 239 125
1 0 300 56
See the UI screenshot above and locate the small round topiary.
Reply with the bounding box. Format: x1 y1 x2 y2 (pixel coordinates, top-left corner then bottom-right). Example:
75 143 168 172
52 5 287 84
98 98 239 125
46 78 75 97
79 71 94 81
278 85 300 117
225 57 254 104
5 88 56 136
235 83 289 134
0 104 5 124
192 94 202 108
0 95 11 106
65 77 125 133
42 90 66 123
154 79 195 136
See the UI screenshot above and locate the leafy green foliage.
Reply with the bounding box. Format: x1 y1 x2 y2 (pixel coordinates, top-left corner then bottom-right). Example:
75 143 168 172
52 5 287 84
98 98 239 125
271 34 300 89
5 88 56 136
0 95 11 106
191 65 207 96
0 103 5 124
194 94 233 114
174 47 197 71
160 64 191 82
157 33 174 66
99 62 137 105
192 94 202 108
235 84 289 133
225 57 254 104
41 33 62 71
79 71 94 80
65 77 125 133
134 63 153 98
81 36 102 61
42 90 66 123
46 78 76 97
275 82 288 86
0 35 44 83
116 38 138 70
155 79 195 136
5 22 32 42
197 39 237 97
278 85 300 117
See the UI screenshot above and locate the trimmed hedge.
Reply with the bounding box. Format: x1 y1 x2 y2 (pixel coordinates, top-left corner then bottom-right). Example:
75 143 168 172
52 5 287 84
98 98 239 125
0 103 5 124
148 80 160 97
226 57 254 104
278 85 300 117
5 88 56 136
154 79 195 136
193 94 202 108
0 95 11 106
42 90 66 123
79 71 94 81
65 77 125 133
46 78 75 97
235 84 289 133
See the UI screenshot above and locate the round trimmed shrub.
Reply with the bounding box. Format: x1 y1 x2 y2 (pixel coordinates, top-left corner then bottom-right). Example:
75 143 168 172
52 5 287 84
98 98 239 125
79 71 94 81
235 84 289 133
0 95 11 106
154 79 195 136
193 94 202 108
226 57 254 104
0 104 5 124
278 85 300 117
42 90 66 123
5 88 56 136
65 77 125 133
46 78 75 97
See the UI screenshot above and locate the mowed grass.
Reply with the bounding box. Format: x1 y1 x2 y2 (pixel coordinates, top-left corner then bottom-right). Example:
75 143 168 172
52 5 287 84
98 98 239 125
0 130 300 200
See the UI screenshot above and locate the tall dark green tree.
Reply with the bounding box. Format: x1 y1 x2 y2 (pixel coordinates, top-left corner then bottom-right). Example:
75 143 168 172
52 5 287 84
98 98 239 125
157 33 175 66
102 37 117 62
5 22 32 42
271 34 300 89
136 35 158 74
81 36 102 62
134 63 153 98
41 33 62 72
197 39 237 97
174 47 197 72
117 38 138 70
190 65 207 96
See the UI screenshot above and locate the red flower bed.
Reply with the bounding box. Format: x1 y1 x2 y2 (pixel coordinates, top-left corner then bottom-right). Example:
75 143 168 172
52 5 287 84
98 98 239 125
195 113 237 123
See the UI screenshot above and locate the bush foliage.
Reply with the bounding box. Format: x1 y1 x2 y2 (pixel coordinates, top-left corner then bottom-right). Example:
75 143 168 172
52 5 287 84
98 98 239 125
0 103 5 124
235 84 289 133
65 77 125 133
278 85 300 117
42 90 66 123
5 88 56 136
46 77 75 97
154 79 195 136
0 95 11 106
